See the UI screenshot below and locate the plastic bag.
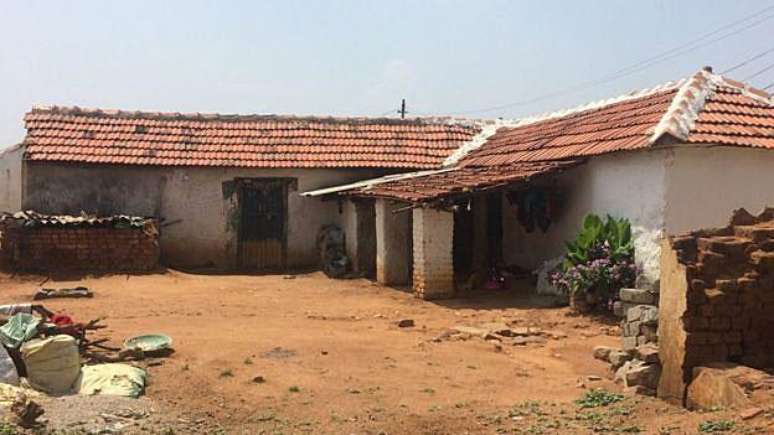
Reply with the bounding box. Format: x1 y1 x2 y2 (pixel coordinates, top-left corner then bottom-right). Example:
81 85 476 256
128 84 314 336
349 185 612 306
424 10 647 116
76 363 146 398
21 335 81 394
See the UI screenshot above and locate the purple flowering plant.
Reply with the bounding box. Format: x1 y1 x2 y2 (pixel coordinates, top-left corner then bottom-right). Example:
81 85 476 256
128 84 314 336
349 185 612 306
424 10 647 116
549 214 637 306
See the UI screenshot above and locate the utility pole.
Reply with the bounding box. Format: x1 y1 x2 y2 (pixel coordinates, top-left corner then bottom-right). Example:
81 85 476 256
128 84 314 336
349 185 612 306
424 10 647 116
397 99 407 119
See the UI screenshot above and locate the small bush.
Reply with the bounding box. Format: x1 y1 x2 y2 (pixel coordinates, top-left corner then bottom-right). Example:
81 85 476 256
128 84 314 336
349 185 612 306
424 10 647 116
575 389 624 408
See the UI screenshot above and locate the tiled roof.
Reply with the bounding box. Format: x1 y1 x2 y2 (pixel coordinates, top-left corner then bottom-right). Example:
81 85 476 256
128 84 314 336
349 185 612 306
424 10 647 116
305 160 581 204
23 108 481 169
309 70 773 203
458 70 773 167
686 80 774 148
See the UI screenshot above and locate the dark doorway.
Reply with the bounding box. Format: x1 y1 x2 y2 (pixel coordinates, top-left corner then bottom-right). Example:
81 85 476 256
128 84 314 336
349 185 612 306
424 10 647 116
453 202 475 274
237 178 289 271
354 199 377 278
486 193 503 266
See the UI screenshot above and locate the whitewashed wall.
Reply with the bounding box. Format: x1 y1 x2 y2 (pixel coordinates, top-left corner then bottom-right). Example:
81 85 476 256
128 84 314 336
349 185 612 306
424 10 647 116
0 144 23 213
664 146 774 234
502 149 669 285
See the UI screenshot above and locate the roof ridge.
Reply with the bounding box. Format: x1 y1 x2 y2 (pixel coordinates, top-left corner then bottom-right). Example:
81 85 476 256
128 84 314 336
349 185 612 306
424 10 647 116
651 69 773 144
28 104 484 127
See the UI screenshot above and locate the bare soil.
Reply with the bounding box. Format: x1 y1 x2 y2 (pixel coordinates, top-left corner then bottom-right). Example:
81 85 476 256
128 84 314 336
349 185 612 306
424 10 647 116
0 270 771 434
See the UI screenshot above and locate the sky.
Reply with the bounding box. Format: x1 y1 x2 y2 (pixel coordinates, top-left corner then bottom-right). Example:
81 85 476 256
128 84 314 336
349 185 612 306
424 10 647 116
1 0 773 148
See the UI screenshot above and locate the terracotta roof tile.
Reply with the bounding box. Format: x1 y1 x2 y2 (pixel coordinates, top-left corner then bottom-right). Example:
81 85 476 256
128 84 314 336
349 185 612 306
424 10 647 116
340 160 581 204
457 71 772 167
23 108 481 169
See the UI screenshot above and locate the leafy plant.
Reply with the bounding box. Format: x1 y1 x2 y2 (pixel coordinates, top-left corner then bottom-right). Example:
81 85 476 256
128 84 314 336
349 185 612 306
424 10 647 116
575 389 624 408
551 214 638 307
564 214 633 266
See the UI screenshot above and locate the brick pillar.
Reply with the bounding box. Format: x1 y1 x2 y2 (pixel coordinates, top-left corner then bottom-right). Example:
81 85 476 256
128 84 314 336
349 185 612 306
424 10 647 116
413 207 454 300
375 199 411 285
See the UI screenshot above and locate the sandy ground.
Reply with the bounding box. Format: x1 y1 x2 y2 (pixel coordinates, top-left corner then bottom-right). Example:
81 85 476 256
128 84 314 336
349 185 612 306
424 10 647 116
0 270 771 434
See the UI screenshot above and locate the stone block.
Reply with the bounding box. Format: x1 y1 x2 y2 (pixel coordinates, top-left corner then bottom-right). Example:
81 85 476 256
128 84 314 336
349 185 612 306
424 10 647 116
622 336 638 351
640 306 659 326
612 301 636 318
635 344 660 364
619 288 656 305
625 363 661 389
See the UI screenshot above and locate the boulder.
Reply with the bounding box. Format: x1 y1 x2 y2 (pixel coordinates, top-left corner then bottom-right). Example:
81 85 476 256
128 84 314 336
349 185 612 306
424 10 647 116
686 363 756 410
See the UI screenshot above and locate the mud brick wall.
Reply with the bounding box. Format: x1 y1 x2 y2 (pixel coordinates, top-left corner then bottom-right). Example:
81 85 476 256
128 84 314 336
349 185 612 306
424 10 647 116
0 225 159 272
658 208 774 403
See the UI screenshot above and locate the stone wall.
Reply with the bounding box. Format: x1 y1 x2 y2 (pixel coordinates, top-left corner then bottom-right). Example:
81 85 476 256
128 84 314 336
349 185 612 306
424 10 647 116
658 208 774 403
0 224 159 272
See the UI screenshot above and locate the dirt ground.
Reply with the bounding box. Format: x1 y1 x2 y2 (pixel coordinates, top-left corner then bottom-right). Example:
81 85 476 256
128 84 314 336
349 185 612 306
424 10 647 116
0 270 771 434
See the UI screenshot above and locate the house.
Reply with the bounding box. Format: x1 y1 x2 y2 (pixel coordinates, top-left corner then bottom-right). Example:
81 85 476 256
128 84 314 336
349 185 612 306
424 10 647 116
1 109 480 270
304 69 774 299
1 69 771 284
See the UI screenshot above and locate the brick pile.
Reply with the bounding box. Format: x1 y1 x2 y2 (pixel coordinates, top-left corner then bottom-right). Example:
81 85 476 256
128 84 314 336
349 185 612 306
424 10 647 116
671 208 774 372
0 220 159 272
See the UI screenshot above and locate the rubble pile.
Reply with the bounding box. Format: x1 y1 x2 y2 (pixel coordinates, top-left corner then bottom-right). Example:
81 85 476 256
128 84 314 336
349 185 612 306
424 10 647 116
433 322 568 347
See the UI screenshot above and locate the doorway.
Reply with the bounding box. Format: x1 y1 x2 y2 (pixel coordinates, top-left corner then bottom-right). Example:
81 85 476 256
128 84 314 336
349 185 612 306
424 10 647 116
237 178 289 271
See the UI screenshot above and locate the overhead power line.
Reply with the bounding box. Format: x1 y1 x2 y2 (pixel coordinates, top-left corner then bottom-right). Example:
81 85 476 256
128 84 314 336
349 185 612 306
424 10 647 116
721 46 774 74
742 62 774 81
448 4 774 115
763 82 774 90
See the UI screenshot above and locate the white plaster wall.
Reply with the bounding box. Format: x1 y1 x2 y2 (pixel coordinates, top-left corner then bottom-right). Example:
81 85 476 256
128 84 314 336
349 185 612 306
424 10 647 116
502 149 668 284
664 146 774 234
0 145 23 213
23 162 387 269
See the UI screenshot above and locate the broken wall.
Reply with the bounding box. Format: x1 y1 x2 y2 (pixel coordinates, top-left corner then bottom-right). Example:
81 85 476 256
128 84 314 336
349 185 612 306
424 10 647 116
23 162 389 269
658 208 774 404
0 222 159 272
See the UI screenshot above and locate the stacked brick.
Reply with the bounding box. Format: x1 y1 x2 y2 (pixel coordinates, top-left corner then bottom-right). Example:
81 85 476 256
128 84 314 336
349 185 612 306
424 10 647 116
671 208 774 373
412 208 454 300
0 219 159 272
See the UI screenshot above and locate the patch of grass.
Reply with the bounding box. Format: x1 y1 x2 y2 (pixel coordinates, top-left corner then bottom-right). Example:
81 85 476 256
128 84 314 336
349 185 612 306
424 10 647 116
698 420 735 433
509 400 546 417
219 368 234 378
421 387 435 394
620 426 641 433
0 423 17 435
244 357 253 365
288 385 301 393
575 389 624 408
181 364 189 371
